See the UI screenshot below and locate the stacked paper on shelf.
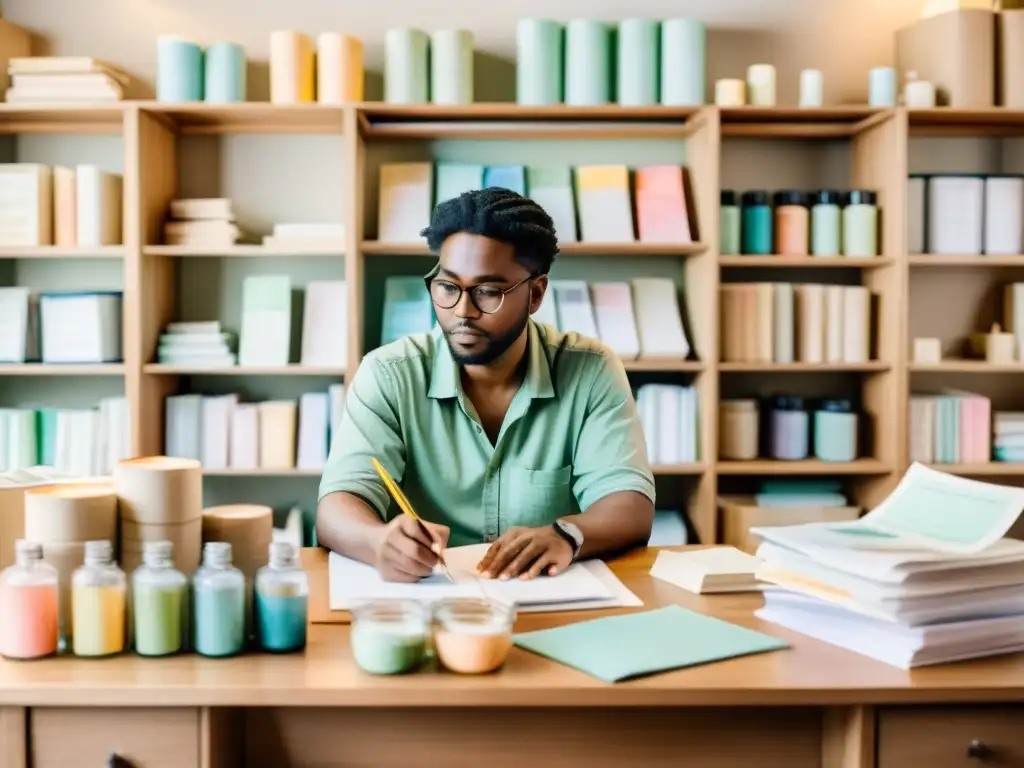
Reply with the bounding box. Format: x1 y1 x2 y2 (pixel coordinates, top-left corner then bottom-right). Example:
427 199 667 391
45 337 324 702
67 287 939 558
156 321 237 367
262 222 345 250
163 198 241 247
754 463 1024 668
6 57 127 103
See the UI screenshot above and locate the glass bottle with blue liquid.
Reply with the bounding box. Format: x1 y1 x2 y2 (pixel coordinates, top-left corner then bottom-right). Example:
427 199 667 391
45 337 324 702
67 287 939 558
255 542 309 653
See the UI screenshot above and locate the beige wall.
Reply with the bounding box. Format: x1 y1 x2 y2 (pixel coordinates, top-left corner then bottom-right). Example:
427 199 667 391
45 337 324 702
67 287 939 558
6 0 924 104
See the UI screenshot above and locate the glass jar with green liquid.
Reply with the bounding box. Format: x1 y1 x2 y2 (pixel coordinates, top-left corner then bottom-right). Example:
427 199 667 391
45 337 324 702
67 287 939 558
132 540 187 657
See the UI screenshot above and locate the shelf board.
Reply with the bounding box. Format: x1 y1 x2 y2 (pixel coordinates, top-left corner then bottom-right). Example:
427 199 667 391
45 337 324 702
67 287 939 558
720 106 891 138
203 468 322 477
909 361 1024 373
0 102 126 134
908 108 1024 136
909 254 1024 267
144 244 343 258
719 362 889 373
362 240 706 257
652 463 706 475
0 364 125 376
141 102 346 135
0 245 124 259
719 255 893 268
145 365 345 376
717 459 891 475
623 359 704 373
926 463 1024 476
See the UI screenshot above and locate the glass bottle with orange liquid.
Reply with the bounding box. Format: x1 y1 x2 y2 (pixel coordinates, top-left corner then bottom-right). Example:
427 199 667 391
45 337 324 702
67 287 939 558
71 540 126 657
0 539 59 660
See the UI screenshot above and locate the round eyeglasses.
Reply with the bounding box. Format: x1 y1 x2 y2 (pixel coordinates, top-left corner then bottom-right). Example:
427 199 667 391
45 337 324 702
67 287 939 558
426 274 533 315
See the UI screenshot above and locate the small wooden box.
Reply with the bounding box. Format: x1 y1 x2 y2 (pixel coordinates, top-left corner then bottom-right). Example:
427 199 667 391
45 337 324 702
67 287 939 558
719 495 862 555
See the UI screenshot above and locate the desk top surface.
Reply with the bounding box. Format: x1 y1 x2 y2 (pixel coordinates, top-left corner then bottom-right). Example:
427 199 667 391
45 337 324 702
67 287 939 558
0 546 1023 708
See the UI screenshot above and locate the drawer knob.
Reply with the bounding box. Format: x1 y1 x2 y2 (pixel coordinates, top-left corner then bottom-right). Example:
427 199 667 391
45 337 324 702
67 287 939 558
967 740 993 760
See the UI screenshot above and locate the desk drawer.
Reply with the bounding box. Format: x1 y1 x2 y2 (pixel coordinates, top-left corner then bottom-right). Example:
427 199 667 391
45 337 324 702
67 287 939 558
879 705 1024 768
30 707 199 768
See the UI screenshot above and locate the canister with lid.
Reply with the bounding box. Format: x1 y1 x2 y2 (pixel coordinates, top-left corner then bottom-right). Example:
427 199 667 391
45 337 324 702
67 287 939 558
769 396 809 460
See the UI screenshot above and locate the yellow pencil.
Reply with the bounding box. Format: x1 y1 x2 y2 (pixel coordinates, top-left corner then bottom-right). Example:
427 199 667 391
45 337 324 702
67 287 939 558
370 457 452 580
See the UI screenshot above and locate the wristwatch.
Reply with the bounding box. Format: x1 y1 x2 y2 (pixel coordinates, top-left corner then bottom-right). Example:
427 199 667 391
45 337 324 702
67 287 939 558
552 520 584 561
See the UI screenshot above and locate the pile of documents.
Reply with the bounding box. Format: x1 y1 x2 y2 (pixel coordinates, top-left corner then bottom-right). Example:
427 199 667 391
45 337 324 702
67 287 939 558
6 57 126 103
754 463 1024 668
163 198 241 247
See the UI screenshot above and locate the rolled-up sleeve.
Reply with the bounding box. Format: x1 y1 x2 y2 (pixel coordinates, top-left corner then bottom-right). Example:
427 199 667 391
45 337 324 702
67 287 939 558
318 357 405 519
571 354 656 511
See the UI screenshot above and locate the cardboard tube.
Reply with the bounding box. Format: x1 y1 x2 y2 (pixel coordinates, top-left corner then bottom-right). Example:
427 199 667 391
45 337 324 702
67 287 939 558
270 29 315 104
114 457 203 525
317 32 364 103
24 483 117 544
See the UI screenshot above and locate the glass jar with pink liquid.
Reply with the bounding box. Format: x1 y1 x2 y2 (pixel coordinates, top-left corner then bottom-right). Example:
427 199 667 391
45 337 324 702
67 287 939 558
0 540 59 660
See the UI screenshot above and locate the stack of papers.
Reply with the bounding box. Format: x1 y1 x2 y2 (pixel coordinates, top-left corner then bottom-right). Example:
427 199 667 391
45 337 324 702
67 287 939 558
328 543 642 613
650 547 764 594
754 463 1024 668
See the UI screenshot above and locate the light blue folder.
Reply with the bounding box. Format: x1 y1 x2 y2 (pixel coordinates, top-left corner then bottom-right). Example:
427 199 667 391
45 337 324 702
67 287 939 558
483 165 527 195
513 605 788 683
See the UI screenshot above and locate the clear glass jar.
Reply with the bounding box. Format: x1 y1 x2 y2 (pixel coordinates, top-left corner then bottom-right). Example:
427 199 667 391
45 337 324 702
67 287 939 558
192 542 246 658
255 542 309 653
350 599 429 675
433 597 515 674
71 540 126 657
0 540 59 660
131 540 188 657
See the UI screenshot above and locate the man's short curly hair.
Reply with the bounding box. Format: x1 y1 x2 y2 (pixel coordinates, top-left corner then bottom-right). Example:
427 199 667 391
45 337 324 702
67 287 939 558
419 187 559 275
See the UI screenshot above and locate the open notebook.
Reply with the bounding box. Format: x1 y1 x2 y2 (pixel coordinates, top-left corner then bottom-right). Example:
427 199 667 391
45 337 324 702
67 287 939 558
328 543 642 612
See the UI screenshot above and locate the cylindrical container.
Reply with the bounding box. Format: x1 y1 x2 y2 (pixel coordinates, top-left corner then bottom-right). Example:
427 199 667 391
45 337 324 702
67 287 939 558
907 175 927 254
904 79 936 108
999 10 1024 108
316 32 364 104
746 64 776 106
431 29 474 105
71 540 126 657
433 598 515 674
984 175 1024 255
156 36 204 102
255 542 309 654
720 190 741 255
928 175 984 255
868 67 897 107
813 400 858 463
660 18 705 106
714 78 746 106
769 396 809 461
204 42 246 103
774 191 810 256
799 69 823 107
351 600 429 675
192 542 246 658
384 27 430 104
617 19 659 106
811 191 842 257
131 540 187 658
565 19 611 106
842 190 879 258
719 400 759 460
741 190 773 255
24 482 117 544
516 19 563 105
114 457 203 526
0 540 58 660
269 30 315 104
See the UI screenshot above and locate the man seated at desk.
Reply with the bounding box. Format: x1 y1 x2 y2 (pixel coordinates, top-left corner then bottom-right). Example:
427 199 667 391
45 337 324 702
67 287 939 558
316 187 655 582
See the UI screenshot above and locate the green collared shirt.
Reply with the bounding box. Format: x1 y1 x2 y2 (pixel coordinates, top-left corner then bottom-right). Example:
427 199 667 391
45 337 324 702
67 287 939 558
318 320 655 547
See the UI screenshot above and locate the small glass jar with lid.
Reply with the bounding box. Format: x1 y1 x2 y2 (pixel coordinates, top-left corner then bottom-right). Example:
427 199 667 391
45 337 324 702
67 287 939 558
192 541 246 658
773 190 810 255
132 540 188 657
350 599 430 675
433 597 516 674
0 539 59 660
255 541 310 653
71 539 127 657
842 190 879 257
810 190 842 257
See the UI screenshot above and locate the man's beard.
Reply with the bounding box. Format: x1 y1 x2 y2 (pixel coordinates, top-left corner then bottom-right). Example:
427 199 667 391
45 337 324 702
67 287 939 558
443 309 530 366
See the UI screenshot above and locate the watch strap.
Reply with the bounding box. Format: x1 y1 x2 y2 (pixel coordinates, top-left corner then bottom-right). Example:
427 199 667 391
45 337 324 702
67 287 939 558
552 521 582 560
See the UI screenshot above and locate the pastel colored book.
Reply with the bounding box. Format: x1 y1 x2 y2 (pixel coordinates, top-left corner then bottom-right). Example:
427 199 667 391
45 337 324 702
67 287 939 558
631 278 690 359
550 280 598 338
634 165 692 243
525 166 578 242
483 165 526 195
589 282 640 359
574 165 635 242
435 163 483 204
377 162 433 242
381 276 435 344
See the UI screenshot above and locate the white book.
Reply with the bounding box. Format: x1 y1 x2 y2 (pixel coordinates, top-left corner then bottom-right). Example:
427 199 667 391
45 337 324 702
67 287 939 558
0 164 52 246
636 386 660 465
0 287 35 363
377 162 433 242
679 386 698 462
631 278 690 358
526 167 578 243
590 282 640 360
650 547 763 594
655 385 681 465
229 404 259 469
164 394 202 461
297 392 329 470
200 395 234 470
4 410 36 472
75 165 121 246
300 280 347 367
532 288 559 329
550 280 598 338
327 384 345 454
239 275 291 367
39 292 122 363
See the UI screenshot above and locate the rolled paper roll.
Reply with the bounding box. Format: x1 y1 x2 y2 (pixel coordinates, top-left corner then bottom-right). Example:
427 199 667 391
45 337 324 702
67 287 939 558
113 456 203 525
384 27 430 104
317 32 365 103
747 64 777 107
660 18 706 106
715 78 746 107
799 69 824 108
204 41 247 103
564 19 611 106
24 483 117 544
202 504 274 570
269 30 315 104
431 29 474 105
156 35 204 102
516 18 563 105
617 19 659 106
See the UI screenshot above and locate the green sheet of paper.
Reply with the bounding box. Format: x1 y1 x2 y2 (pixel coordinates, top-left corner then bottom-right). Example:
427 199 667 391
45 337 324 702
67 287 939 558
512 605 788 683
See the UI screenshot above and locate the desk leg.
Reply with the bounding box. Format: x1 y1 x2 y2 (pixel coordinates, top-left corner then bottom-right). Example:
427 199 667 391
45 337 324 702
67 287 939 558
823 706 876 768
200 707 244 768
0 708 26 768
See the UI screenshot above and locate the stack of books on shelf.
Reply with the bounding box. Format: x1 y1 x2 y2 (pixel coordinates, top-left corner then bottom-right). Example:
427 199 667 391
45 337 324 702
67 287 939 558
156 321 237 367
163 198 241 247
0 163 121 247
720 283 871 364
908 390 991 464
6 57 127 103
377 162 693 244
382 275 691 361
994 412 1024 463
636 384 698 465
262 222 345 250
0 287 122 365
754 464 1024 669
0 397 130 476
164 386 345 472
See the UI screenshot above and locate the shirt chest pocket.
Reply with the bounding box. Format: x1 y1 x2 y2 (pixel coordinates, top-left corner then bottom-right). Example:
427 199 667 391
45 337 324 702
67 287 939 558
505 465 574 528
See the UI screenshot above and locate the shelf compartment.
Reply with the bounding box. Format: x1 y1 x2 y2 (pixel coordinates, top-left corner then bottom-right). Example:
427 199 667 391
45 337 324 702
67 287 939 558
144 365 345 376
716 459 891 475
719 256 894 268
909 254 1024 267
361 241 706 257
144 245 343 258
0 364 125 376
720 362 889 373
141 102 346 135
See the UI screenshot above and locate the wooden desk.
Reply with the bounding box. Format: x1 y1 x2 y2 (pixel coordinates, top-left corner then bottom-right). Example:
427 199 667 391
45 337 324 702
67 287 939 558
1 547 1024 768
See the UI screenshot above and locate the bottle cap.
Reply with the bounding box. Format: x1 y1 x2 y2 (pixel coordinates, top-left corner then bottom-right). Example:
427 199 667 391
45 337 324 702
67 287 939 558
721 189 738 207
773 190 808 207
741 190 770 206
812 190 842 206
844 190 877 206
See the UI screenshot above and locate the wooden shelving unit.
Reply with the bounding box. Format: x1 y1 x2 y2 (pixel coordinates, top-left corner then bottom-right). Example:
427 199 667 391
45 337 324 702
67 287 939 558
5 102 1024 542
